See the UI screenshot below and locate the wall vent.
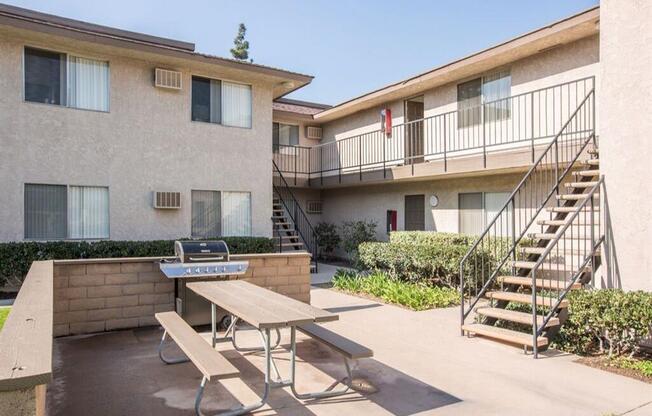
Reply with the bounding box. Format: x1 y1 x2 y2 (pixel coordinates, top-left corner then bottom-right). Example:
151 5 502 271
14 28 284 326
306 200 322 214
153 191 181 209
306 126 322 140
154 68 182 90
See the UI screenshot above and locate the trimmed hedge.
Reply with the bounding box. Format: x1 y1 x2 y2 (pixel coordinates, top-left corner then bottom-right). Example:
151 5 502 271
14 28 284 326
0 237 274 287
389 231 479 246
358 240 495 289
552 289 652 357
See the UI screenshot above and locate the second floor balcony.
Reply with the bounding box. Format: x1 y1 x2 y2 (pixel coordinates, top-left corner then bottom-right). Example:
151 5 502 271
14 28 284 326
273 77 595 187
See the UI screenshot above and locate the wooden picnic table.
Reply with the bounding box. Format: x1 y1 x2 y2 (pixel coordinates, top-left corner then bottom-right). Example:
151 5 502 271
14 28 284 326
186 279 345 415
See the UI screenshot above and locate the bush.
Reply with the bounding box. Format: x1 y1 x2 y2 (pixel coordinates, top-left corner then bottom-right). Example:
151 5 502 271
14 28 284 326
340 220 377 264
389 231 478 246
314 222 340 260
0 237 274 287
552 289 652 357
332 269 459 311
358 239 496 290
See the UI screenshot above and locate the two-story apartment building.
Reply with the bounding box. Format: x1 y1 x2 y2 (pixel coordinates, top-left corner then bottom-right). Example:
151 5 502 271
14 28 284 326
1 2 650 299
0 3 312 242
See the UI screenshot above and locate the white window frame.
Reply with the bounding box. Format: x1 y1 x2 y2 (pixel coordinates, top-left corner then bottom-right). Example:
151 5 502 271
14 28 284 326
24 183 110 241
22 46 111 113
190 74 253 129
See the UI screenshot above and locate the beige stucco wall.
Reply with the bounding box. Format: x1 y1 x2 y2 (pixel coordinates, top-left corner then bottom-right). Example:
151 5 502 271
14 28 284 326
321 35 599 147
0 28 276 242
320 172 526 240
599 1 652 291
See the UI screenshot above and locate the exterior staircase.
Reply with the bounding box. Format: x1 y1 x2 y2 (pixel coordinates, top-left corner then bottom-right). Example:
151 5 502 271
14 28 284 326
460 88 603 357
272 161 318 273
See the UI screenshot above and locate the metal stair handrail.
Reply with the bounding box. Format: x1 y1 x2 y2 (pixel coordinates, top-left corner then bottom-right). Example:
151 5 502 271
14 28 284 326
460 85 596 329
529 176 604 357
272 160 318 267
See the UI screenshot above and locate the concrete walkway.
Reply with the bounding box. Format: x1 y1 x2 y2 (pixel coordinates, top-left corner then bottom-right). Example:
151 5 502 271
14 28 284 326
310 262 351 285
48 287 652 416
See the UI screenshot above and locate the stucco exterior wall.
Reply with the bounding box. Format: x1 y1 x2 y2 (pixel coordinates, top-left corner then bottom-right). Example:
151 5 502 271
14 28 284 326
0 29 275 242
599 1 652 291
321 35 599 146
320 173 526 241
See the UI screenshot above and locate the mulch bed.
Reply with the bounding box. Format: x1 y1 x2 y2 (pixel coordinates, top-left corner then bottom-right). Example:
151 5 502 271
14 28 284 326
576 356 652 384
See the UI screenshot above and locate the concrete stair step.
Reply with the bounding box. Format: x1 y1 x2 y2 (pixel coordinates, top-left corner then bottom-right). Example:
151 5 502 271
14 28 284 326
565 181 599 189
497 275 581 290
462 323 548 348
486 291 569 308
547 206 599 213
556 193 599 201
582 159 599 166
528 233 591 240
475 306 559 327
520 246 601 256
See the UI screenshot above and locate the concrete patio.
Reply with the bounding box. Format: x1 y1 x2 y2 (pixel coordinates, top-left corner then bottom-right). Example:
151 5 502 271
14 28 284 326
48 287 652 416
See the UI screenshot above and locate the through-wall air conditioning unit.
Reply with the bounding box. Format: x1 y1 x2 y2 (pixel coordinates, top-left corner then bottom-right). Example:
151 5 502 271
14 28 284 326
153 191 181 209
154 68 182 90
306 126 322 140
306 200 323 214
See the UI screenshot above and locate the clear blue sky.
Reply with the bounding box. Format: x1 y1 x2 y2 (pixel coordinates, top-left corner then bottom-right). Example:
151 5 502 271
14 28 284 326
5 0 599 105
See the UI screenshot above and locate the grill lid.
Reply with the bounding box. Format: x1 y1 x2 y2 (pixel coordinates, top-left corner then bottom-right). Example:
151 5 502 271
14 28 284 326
175 240 229 263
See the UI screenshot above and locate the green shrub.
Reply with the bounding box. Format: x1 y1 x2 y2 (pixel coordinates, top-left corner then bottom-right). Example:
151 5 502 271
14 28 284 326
358 240 497 290
339 220 377 264
315 222 340 260
610 357 652 377
389 231 478 246
332 270 459 311
0 237 274 287
552 289 652 357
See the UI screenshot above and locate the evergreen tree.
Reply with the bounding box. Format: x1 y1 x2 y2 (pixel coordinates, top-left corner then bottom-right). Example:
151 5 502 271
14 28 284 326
230 23 251 61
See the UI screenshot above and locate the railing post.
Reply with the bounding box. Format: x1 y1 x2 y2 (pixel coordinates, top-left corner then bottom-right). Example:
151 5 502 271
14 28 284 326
531 268 538 358
511 196 517 269
530 92 535 163
590 191 595 287
359 136 362 181
294 147 297 186
320 146 323 185
308 148 312 187
443 116 448 172
482 103 487 168
383 132 386 178
460 261 465 336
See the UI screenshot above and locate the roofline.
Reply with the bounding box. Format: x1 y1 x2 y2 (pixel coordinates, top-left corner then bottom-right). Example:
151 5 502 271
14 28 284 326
314 5 599 121
0 2 314 86
274 97 332 110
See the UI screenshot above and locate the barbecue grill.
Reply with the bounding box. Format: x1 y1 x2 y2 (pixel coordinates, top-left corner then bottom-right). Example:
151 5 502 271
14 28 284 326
159 240 249 325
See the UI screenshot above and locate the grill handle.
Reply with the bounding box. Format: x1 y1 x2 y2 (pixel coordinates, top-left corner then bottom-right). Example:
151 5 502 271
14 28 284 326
188 256 225 262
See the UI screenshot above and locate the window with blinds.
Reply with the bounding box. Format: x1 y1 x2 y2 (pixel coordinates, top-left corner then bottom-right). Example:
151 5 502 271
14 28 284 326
24 47 110 112
24 184 109 239
221 192 251 236
272 122 300 149
191 76 252 128
459 192 510 236
456 70 511 128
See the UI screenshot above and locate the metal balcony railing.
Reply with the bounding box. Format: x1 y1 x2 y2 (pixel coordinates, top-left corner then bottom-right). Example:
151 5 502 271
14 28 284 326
273 77 595 185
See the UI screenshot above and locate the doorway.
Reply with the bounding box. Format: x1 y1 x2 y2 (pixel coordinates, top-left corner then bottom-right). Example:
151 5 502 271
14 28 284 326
404 194 425 231
404 96 424 164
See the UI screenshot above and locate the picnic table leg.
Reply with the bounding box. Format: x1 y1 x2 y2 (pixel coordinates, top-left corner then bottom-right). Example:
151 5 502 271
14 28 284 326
157 330 190 365
195 327 271 416
288 326 353 400
231 319 281 352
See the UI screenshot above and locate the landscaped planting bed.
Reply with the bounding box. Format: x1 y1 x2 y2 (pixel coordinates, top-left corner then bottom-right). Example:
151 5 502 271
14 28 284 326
332 270 459 311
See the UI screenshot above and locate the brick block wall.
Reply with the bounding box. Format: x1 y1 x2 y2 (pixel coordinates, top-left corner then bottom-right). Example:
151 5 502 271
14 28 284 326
53 253 311 337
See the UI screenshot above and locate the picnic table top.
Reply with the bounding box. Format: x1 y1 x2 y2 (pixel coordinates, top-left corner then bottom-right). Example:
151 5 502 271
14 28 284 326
187 280 338 329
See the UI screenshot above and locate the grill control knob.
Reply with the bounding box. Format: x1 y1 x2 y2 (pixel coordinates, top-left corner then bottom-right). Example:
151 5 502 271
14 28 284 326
195 267 201 274
221 266 226 273
185 268 191 275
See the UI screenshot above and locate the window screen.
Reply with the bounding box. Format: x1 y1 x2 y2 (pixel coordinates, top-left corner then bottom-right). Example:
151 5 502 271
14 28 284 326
191 190 221 238
457 78 482 128
24 48 65 105
24 184 67 239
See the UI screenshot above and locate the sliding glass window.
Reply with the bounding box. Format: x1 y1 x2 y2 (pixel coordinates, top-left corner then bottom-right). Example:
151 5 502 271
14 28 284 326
24 184 109 239
457 70 511 127
272 122 299 147
191 76 252 128
24 47 109 111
